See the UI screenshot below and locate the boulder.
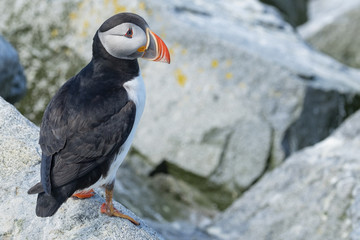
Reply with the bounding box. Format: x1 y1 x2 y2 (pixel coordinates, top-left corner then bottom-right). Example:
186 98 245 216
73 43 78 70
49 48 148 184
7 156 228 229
128 0 360 207
0 36 26 103
299 0 360 68
282 88 360 157
207 109 360 240
0 97 163 240
260 0 309 26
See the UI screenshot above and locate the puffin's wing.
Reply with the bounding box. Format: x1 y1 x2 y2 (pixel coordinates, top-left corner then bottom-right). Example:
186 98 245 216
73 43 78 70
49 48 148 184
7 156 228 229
50 100 136 187
39 89 136 191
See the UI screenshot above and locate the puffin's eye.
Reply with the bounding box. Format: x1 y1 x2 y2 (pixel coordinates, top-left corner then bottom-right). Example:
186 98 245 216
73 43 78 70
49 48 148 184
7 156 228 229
125 28 133 38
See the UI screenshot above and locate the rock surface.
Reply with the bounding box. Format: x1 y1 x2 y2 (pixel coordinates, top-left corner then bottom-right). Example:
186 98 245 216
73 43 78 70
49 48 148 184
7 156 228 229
0 97 163 240
299 0 360 68
0 36 26 103
207 109 360 240
260 0 309 26
0 0 85 120
282 88 360 157
3 90 360 240
2 0 360 210
128 0 360 205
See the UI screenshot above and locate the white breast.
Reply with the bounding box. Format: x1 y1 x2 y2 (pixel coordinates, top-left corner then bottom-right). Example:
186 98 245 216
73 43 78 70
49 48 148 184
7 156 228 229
84 74 146 190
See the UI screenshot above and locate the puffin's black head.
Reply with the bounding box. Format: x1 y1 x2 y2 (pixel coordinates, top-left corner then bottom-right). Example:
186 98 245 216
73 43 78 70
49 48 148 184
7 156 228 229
94 12 170 64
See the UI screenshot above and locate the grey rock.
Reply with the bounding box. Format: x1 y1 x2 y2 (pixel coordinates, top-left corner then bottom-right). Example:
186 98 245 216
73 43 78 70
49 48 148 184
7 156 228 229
131 0 360 205
260 0 309 26
299 0 360 68
147 220 220 240
115 155 218 223
210 115 272 194
207 109 360 240
0 97 163 240
282 87 360 157
0 36 26 103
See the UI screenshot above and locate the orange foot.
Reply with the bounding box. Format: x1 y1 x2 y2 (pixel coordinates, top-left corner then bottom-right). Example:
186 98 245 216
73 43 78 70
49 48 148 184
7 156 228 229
100 203 140 225
72 189 95 199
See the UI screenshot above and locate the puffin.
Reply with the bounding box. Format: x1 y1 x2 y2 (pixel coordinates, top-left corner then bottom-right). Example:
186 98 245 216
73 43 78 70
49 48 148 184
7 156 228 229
28 12 170 225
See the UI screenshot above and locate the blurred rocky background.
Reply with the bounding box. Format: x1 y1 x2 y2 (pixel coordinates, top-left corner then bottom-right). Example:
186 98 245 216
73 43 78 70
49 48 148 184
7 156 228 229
1 0 360 239
0 36 26 104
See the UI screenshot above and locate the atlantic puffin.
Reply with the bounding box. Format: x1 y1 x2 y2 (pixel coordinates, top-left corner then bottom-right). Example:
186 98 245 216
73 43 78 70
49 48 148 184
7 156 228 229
28 12 170 225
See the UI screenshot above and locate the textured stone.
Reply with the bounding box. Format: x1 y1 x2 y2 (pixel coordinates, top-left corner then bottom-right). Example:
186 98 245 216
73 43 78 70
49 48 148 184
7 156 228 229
299 0 360 68
282 87 360 157
210 114 272 191
207 109 360 240
0 36 26 103
0 97 163 240
260 0 309 26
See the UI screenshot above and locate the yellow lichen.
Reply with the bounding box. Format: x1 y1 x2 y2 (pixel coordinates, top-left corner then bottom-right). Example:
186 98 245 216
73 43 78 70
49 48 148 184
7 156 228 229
83 20 89 29
65 49 71 56
211 59 219 68
50 29 58 38
169 48 175 56
69 12 77 20
175 69 187 87
139 2 146 10
77 1 85 9
112 0 126 13
225 72 233 79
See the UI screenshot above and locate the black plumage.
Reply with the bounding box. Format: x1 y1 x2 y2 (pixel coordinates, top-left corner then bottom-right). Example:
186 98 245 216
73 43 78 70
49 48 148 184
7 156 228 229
28 30 139 217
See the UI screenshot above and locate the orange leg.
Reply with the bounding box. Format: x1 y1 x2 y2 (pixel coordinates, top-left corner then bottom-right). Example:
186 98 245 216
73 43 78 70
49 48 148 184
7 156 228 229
72 189 95 199
100 183 140 226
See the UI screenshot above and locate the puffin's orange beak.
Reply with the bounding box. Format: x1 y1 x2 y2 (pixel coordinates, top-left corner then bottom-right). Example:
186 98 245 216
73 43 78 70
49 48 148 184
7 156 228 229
140 28 170 64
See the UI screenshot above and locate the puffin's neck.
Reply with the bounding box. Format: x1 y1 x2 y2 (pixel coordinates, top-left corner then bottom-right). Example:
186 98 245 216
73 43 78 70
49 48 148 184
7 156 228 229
92 56 139 76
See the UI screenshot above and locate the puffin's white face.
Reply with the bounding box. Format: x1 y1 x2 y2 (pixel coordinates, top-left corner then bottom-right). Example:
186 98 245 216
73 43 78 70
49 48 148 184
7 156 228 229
98 22 147 60
97 13 170 64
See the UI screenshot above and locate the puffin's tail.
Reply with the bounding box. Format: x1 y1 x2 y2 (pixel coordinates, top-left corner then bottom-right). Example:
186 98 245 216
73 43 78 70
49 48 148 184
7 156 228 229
35 192 63 217
28 182 75 217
